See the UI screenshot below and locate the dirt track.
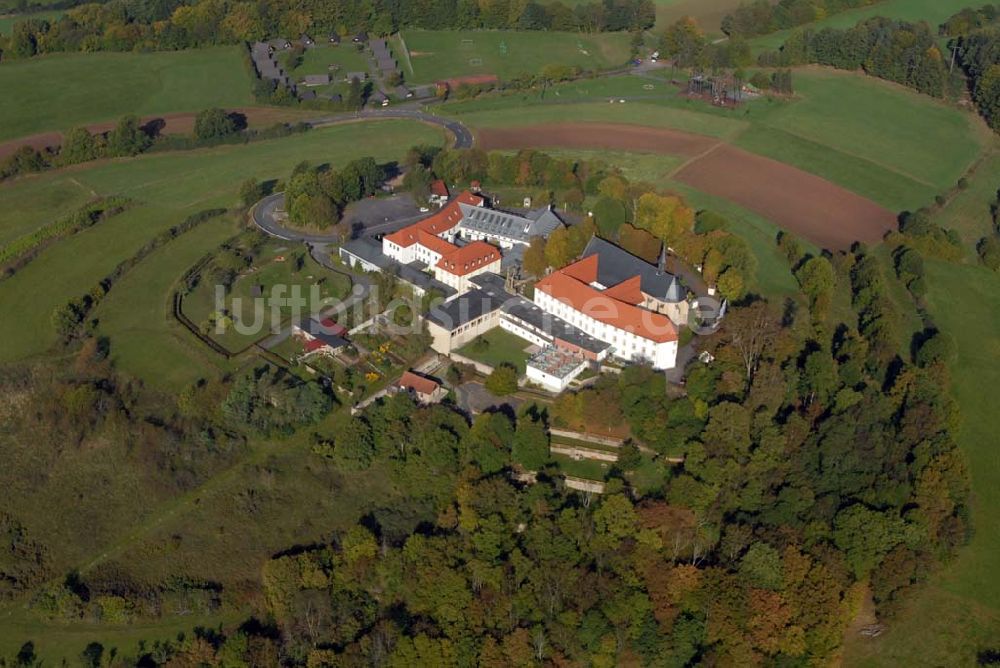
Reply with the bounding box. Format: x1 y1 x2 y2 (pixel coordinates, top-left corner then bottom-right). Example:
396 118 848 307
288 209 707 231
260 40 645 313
476 122 897 250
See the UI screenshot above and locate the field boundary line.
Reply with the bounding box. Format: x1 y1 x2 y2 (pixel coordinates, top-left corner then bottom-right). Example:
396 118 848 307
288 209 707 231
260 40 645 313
396 32 415 79
665 141 726 179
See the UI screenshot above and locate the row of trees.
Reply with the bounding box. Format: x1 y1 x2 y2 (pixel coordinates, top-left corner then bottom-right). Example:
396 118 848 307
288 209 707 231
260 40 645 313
721 0 882 38
759 17 949 97
0 0 654 60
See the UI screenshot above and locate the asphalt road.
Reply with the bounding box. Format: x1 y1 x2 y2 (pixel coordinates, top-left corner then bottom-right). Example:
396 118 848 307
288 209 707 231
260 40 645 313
251 109 472 243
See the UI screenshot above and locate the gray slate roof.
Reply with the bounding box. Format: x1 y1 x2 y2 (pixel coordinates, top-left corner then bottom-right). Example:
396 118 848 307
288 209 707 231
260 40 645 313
457 204 564 244
580 237 686 303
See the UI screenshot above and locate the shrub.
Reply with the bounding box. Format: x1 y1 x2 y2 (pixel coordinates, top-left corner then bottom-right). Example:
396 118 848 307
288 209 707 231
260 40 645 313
485 363 519 396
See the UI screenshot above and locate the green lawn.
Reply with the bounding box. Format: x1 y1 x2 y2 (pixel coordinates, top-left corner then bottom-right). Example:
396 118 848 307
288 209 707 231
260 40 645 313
395 29 632 83
0 47 253 141
456 327 534 374
0 120 445 375
751 0 978 51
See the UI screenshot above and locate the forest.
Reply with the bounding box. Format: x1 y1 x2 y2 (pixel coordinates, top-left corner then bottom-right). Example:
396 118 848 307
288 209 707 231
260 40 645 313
0 0 655 59
946 4 1000 131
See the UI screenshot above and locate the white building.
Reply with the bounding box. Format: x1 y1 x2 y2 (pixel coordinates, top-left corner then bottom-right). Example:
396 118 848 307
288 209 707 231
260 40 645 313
532 244 684 370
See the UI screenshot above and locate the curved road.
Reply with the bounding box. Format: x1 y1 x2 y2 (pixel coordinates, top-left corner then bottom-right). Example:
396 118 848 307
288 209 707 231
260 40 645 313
251 109 473 244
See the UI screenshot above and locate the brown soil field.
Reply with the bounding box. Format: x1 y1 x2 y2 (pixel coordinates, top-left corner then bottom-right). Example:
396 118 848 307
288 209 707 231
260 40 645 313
476 122 719 157
476 122 896 250
674 145 897 250
0 107 313 160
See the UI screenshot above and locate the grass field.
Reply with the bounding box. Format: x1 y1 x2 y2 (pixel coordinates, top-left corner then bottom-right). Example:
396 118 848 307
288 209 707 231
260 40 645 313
395 29 632 83
456 327 534 374
751 0 977 51
0 175 95 245
0 120 446 383
0 47 253 141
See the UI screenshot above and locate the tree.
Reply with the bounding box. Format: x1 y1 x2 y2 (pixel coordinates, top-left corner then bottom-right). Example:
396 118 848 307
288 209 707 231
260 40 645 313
593 196 627 238
194 107 239 141
106 115 150 157
522 235 548 278
634 193 694 244
512 416 549 470
544 226 575 269
485 364 519 396
59 127 99 165
239 178 264 207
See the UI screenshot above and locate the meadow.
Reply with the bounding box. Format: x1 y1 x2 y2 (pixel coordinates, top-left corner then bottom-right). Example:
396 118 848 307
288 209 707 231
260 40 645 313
0 120 446 386
0 47 253 141
394 29 632 83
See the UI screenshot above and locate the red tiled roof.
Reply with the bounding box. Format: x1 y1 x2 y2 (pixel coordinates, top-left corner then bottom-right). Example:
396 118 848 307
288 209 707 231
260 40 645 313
602 275 644 305
436 240 500 277
398 371 439 396
416 229 459 257
383 190 483 248
562 254 598 284
303 338 328 352
318 318 347 335
430 179 449 197
535 270 677 344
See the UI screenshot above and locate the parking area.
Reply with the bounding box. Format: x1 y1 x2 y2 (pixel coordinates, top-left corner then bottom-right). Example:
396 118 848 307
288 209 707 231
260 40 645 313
343 192 426 238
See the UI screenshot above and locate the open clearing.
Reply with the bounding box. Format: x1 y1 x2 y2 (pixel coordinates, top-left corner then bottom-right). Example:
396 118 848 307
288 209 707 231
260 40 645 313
0 47 252 141
477 121 896 250
395 29 631 83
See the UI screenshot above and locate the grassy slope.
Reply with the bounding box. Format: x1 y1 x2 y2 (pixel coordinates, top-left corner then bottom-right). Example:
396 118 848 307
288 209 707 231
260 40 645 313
0 120 445 373
0 48 252 141
751 0 976 51
397 29 631 83
734 69 984 208
0 175 96 245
